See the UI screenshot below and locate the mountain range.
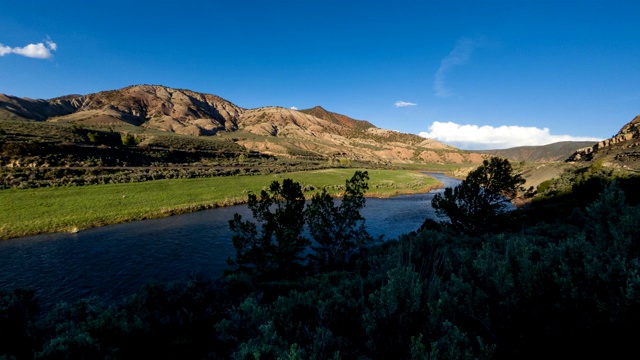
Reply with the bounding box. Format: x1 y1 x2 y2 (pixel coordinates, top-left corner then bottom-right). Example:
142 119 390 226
0 85 484 165
3 84 635 167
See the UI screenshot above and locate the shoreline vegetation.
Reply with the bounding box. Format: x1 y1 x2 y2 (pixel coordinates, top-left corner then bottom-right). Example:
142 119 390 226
1 168 442 241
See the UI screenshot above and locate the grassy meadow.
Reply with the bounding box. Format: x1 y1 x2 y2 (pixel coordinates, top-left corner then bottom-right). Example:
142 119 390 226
0 169 440 240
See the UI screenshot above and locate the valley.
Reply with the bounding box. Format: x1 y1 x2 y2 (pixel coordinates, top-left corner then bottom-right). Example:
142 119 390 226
3 85 638 240
2 86 640 358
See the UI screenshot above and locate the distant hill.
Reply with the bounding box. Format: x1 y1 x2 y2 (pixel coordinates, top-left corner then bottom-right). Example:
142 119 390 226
568 114 640 169
300 106 375 132
0 85 484 165
479 141 597 162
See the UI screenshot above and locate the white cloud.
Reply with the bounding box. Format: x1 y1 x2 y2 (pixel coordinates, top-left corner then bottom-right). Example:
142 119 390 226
46 40 57 51
290 106 298 110
434 37 485 98
0 39 57 59
0 45 11 56
395 101 417 107
419 121 602 150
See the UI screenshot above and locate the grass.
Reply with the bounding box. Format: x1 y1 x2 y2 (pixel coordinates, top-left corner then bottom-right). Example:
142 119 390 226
0 169 441 240
392 162 468 172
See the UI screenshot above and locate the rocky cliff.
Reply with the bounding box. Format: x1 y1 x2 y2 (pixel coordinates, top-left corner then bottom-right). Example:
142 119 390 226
568 115 640 167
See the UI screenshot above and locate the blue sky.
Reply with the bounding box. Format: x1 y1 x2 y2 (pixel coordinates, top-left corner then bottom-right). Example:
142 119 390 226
1 0 638 149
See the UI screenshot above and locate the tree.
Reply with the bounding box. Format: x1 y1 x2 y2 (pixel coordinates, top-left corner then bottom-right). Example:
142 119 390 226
431 157 526 235
228 178 309 279
305 170 374 271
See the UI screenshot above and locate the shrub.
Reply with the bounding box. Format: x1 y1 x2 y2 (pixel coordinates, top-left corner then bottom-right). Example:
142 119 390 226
227 178 309 280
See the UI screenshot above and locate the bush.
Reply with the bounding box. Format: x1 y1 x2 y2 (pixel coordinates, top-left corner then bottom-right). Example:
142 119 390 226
432 157 525 235
228 178 309 280
306 171 374 271
0 289 39 359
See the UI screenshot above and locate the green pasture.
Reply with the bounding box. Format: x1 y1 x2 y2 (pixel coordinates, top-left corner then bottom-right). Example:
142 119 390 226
0 169 441 240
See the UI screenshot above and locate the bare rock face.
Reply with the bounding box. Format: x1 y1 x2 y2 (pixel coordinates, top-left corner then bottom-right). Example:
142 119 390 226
568 115 640 167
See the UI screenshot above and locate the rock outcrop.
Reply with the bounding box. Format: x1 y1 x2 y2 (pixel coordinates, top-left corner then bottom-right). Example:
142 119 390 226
568 115 640 167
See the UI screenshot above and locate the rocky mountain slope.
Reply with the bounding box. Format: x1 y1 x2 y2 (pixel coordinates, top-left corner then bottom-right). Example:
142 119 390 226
479 141 597 162
0 85 484 165
1 85 242 135
568 115 640 169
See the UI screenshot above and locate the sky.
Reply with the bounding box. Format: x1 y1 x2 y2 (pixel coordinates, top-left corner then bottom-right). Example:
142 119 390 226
1 0 639 150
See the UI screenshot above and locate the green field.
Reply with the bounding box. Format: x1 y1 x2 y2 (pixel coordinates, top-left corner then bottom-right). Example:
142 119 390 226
1 169 441 240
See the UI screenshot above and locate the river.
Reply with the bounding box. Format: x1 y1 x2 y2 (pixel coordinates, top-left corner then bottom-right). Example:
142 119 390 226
0 173 461 309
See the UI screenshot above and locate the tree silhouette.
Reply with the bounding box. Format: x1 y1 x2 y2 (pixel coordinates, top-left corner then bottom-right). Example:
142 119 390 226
432 157 526 235
306 170 374 271
228 178 309 279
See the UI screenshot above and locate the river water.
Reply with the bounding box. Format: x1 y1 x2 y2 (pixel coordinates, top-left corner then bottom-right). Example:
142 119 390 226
0 173 460 308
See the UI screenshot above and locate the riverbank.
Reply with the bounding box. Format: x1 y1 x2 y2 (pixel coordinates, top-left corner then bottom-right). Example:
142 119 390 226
1 169 441 240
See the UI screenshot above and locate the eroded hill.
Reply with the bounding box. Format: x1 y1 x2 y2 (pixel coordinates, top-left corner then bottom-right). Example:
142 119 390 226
0 85 485 165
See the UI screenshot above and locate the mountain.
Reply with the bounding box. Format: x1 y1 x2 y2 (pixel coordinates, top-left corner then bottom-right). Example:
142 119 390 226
0 85 484 165
479 141 597 162
1 85 242 135
568 115 640 169
300 105 375 131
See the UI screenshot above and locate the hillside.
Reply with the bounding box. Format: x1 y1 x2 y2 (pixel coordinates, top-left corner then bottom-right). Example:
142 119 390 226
300 106 375 131
568 114 640 169
479 141 597 162
1 85 242 135
0 85 485 165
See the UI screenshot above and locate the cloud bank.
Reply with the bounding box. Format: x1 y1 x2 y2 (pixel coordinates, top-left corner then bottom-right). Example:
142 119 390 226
434 37 485 98
0 40 57 59
419 121 602 150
